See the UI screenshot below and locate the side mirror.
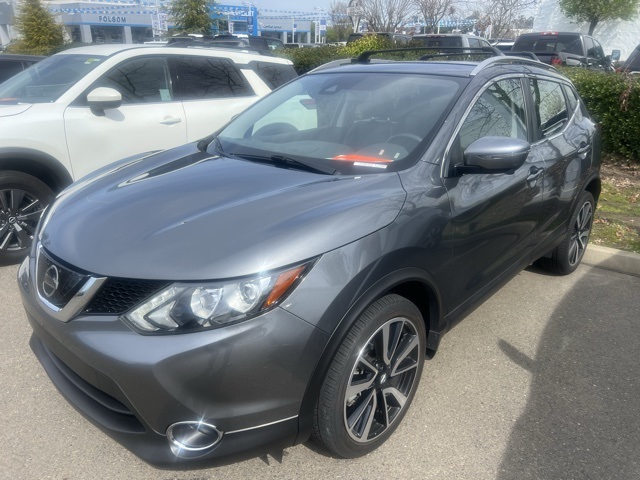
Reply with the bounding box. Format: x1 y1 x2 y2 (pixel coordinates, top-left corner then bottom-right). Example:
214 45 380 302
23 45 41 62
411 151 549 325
464 136 530 172
611 49 621 62
87 87 122 116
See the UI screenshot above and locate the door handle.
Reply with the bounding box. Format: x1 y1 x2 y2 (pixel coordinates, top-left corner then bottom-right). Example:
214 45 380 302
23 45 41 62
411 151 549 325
526 166 544 187
159 116 182 125
577 142 591 158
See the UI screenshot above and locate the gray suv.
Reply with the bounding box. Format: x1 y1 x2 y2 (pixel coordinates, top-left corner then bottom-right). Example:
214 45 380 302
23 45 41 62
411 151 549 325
19 49 601 467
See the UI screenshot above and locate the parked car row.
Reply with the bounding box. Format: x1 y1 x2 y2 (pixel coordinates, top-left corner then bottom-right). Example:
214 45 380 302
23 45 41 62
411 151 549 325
347 31 620 71
13 42 601 469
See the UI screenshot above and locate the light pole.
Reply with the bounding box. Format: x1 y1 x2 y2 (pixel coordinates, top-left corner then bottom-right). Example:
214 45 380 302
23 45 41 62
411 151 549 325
314 7 325 44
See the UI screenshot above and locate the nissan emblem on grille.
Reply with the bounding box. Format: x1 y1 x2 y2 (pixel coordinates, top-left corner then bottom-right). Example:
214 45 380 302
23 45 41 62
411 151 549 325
42 265 59 298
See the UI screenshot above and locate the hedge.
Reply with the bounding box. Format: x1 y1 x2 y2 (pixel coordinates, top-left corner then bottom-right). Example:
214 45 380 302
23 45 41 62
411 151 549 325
561 69 640 160
279 43 640 161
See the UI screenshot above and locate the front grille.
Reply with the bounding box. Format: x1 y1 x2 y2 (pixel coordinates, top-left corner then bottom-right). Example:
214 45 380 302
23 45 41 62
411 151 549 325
84 278 170 315
36 250 89 308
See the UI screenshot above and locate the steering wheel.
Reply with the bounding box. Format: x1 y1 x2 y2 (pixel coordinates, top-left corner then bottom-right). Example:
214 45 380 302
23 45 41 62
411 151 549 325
253 122 298 138
386 133 422 150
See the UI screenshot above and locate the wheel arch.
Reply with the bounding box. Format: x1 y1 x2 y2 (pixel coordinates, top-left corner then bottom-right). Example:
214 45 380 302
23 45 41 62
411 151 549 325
295 267 443 445
584 175 601 203
0 149 73 194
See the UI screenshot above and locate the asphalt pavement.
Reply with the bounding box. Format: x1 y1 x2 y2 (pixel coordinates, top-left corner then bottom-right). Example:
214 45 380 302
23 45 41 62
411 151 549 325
1 247 639 480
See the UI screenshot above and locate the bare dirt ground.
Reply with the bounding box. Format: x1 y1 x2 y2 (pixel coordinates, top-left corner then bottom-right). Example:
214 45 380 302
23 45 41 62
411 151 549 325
594 157 640 253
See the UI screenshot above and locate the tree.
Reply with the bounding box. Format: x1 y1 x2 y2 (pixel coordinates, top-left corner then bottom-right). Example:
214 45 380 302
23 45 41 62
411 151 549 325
361 0 415 32
327 1 354 41
489 0 535 38
169 0 214 35
559 0 640 35
414 0 456 33
12 0 64 55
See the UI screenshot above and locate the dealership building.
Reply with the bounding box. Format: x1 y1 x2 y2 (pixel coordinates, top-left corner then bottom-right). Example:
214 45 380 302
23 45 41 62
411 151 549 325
0 0 322 47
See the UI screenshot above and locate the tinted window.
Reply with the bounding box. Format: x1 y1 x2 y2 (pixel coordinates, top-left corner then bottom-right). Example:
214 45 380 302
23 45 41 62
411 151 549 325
250 61 297 89
468 38 480 48
413 36 463 47
530 79 568 138
0 60 24 83
458 78 528 150
174 56 253 100
95 56 172 103
592 39 605 60
513 34 582 54
584 37 595 57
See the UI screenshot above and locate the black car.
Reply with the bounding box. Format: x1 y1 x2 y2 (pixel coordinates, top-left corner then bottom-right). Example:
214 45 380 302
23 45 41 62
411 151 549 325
19 49 600 468
512 32 613 70
0 54 44 83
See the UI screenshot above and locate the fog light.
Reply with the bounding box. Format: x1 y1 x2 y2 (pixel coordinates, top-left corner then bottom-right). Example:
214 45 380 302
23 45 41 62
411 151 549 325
166 421 223 457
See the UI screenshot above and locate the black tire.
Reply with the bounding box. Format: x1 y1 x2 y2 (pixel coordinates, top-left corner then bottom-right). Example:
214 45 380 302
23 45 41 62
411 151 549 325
537 191 595 275
312 294 426 458
0 171 54 265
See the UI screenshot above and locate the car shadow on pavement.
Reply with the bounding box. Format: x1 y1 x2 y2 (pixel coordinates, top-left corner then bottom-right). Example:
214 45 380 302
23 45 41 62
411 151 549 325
497 267 640 479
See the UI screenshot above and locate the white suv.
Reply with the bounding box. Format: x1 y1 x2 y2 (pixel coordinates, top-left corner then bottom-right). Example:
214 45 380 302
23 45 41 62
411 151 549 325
0 44 296 263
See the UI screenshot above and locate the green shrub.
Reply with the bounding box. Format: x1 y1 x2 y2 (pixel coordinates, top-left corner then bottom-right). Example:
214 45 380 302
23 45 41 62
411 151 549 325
278 45 347 75
278 36 397 75
561 69 640 160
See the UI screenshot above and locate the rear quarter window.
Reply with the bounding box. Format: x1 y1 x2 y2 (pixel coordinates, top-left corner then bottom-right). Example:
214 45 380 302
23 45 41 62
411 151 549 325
249 61 297 90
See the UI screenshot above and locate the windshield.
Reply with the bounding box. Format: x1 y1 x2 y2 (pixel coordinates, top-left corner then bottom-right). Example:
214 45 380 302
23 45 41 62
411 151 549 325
216 72 464 174
0 54 106 104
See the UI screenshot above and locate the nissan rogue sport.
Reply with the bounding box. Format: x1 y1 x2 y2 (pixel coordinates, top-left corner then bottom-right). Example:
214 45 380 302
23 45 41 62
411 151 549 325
19 49 600 468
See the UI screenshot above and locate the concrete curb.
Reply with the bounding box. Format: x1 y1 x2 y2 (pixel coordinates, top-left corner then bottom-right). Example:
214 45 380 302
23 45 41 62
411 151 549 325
583 245 640 277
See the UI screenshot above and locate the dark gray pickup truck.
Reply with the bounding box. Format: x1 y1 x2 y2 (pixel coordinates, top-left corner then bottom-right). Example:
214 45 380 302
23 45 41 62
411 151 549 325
512 32 614 70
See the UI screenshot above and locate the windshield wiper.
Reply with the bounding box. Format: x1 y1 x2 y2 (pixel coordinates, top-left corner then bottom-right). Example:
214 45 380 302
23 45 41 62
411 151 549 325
230 153 338 175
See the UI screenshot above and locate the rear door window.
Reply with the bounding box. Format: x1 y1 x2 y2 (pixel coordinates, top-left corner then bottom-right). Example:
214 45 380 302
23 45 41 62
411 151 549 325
172 56 254 100
530 79 569 138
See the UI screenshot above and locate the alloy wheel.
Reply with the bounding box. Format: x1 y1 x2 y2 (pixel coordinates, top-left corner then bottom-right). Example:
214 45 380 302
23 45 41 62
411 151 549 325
568 200 593 267
344 316 421 443
0 188 46 253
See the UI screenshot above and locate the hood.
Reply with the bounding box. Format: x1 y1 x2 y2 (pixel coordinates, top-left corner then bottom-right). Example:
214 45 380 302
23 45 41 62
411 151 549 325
41 144 406 280
0 103 33 117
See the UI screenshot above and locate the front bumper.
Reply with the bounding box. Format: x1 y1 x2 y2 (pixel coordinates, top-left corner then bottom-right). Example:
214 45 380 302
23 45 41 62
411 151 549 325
19 259 329 467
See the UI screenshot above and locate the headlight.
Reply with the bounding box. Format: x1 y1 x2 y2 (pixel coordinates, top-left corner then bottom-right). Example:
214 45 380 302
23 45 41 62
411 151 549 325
121 262 312 334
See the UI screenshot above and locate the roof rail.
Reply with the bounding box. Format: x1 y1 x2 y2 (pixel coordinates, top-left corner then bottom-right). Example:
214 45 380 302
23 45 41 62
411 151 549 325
355 46 503 63
164 42 270 56
469 55 558 76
